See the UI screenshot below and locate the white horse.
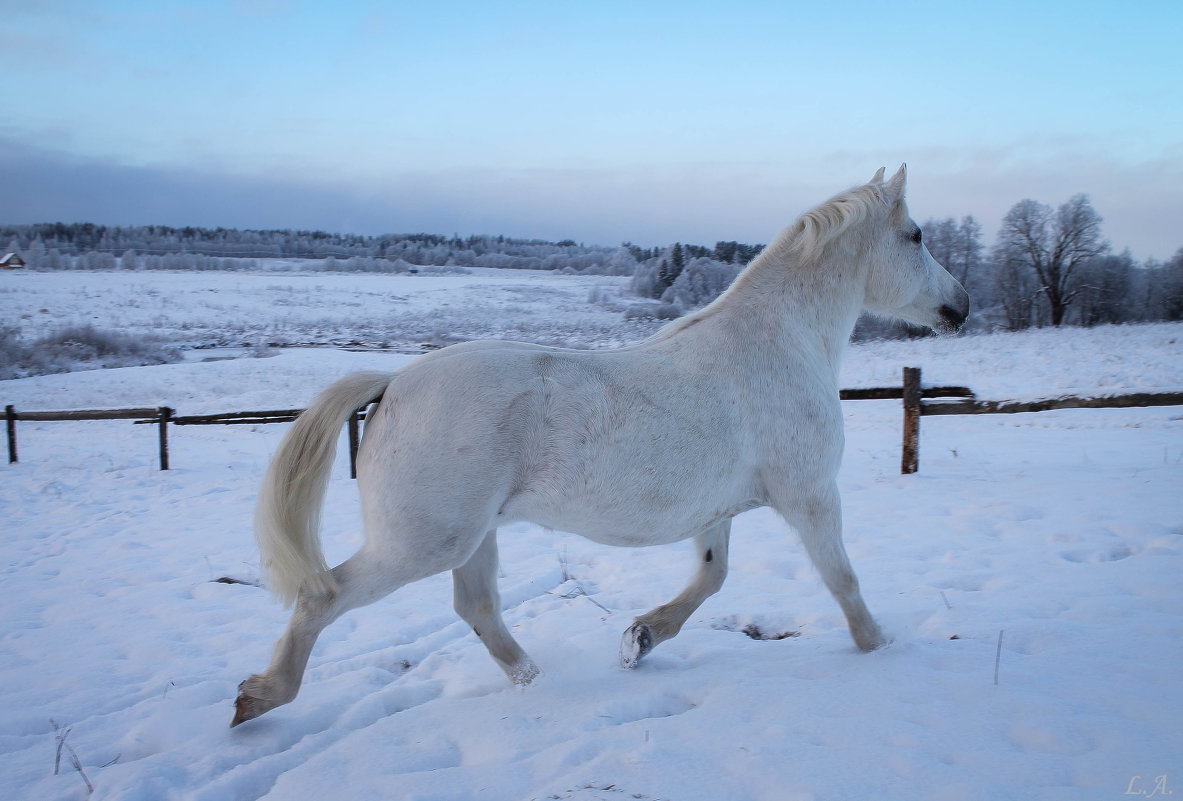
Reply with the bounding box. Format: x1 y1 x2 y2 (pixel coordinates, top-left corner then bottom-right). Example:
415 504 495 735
232 165 969 726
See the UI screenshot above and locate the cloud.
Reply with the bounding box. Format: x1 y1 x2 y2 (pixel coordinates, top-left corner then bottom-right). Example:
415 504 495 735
0 137 406 236
0 136 804 246
2 135 1181 260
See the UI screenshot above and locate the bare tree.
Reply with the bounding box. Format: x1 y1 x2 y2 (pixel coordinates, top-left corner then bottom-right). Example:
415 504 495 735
992 194 1109 326
1146 248 1183 321
1076 251 1134 326
923 215 983 289
993 256 1042 330
922 217 959 270
952 215 984 287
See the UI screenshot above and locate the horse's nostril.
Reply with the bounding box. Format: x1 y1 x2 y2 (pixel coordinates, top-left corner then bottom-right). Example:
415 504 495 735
939 305 967 330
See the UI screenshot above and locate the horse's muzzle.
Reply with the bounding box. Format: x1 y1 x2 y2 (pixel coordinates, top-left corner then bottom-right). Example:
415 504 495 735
938 303 968 333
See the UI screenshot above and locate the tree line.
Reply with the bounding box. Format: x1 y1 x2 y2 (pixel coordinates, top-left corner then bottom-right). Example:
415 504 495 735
5 193 1182 332
629 195 1183 332
924 194 1182 329
0 224 635 274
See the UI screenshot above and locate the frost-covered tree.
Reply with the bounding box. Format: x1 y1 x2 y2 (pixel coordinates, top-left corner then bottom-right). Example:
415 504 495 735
660 256 742 309
606 246 638 276
658 243 685 290
992 195 1109 326
630 259 663 299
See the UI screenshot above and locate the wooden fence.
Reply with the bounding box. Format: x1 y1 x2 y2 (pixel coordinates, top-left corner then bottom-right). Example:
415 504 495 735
7 405 172 469
7 369 1182 476
898 367 1183 474
5 403 372 476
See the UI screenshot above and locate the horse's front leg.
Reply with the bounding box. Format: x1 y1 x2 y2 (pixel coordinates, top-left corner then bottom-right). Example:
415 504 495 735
621 520 731 668
777 481 887 652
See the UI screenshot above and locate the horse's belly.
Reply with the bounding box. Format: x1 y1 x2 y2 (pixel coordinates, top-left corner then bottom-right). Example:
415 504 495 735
572 523 701 548
511 507 719 547
501 469 757 548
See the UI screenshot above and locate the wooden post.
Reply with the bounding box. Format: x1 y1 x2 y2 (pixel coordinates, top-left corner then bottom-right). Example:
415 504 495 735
158 407 172 470
348 408 361 479
901 367 921 475
5 405 16 464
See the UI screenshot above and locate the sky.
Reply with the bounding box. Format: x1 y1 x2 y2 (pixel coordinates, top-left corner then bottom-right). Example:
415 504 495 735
1 0 1181 260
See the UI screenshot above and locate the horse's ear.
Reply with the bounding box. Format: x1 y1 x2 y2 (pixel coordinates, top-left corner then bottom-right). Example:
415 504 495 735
884 163 907 200
870 167 886 184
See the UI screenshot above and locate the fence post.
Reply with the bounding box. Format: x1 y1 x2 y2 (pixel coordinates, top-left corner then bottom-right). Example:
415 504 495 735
5 405 16 464
901 366 921 475
158 407 172 470
348 408 361 479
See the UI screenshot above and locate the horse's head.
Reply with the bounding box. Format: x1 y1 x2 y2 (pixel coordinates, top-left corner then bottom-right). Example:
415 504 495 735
861 165 970 333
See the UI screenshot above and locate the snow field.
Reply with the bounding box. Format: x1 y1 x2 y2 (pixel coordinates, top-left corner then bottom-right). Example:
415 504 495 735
1 296 1181 799
3 268 656 354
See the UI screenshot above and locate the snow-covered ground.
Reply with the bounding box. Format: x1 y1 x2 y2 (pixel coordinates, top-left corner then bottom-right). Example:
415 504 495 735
2 266 656 352
1 270 1181 800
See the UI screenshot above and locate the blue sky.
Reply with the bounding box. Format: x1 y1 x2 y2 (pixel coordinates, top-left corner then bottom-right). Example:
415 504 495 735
2 0 1180 259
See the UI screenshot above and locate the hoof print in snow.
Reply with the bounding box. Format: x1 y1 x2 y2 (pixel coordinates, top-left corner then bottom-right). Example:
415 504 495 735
212 576 261 587
711 616 799 641
740 622 800 641
549 783 666 800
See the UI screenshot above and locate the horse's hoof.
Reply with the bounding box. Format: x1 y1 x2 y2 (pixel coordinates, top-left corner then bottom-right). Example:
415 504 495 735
231 676 279 727
620 621 654 669
231 696 259 727
855 625 890 653
509 660 541 686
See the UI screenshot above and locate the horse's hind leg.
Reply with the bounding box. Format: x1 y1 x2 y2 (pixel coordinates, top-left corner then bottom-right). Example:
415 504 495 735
621 520 731 668
779 482 886 652
452 531 540 684
232 550 415 726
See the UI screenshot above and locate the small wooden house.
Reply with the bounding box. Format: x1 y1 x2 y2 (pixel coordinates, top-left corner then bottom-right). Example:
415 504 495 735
0 253 26 269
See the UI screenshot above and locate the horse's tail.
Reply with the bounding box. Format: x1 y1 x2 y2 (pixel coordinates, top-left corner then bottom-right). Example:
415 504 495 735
255 371 394 607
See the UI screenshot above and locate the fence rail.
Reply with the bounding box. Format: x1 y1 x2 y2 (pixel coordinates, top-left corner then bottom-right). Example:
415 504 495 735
899 368 1183 474
166 410 304 426
5 403 372 475
918 392 1183 416
838 386 975 401
7 369 1182 476
10 408 161 421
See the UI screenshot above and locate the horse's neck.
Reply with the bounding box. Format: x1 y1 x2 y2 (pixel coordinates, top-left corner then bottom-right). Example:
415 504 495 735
712 247 865 378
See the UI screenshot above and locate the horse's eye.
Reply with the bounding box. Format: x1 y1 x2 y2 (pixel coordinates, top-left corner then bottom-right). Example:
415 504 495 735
910 228 923 244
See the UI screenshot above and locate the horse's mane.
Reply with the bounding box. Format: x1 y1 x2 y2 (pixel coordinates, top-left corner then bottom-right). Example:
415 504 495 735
768 178 899 266
649 175 902 341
